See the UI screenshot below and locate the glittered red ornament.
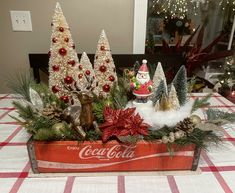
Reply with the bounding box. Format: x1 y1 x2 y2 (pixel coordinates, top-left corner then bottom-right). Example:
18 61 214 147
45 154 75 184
59 27 64 32
52 37 57 43
103 84 110 92
59 48 67 56
60 95 69 103
100 46 105 51
64 37 69 42
48 51 51 58
106 59 110 63
78 74 83 79
52 65 60 71
79 65 83 70
67 60 76 66
64 76 74 84
99 65 107 73
109 75 115 82
52 85 60 93
85 70 91 75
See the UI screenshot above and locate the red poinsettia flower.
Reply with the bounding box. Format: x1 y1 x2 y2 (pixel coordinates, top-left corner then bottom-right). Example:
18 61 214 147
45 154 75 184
125 113 149 136
99 107 149 142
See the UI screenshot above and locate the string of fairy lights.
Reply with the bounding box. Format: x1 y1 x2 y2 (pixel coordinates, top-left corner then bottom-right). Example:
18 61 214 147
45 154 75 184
219 57 235 89
219 0 235 11
149 0 235 97
153 0 188 17
151 0 235 18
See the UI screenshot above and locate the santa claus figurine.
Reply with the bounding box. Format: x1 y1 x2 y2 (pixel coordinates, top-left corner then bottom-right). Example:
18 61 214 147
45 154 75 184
131 59 153 103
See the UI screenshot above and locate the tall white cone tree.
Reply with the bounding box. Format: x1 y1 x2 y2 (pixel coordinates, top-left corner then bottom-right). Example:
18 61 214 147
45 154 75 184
94 30 118 98
168 84 180 110
48 2 79 103
152 62 167 94
76 52 97 91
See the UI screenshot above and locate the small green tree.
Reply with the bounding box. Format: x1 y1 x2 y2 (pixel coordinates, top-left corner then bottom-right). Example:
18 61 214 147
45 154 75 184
173 66 187 106
152 80 167 106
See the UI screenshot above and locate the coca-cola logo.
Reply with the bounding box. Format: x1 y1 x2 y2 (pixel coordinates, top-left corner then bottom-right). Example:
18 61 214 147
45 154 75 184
78 145 136 160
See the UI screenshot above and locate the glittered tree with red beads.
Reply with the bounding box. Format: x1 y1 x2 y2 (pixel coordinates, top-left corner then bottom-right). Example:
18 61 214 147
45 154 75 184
94 30 118 98
48 2 80 103
75 52 97 90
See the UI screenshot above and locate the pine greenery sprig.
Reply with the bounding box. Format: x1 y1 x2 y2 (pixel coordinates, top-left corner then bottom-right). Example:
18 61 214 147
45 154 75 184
63 127 82 141
33 122 80 141
191 93 212 113
206 109 235 124
93 100 106 123
174 128 222 150
145 126 174 140
12 101 35 120
92 76 131 123
173 66 188 106
31 82 49 96
86 130 102 141
110 82 129 109
145 127 221 150
27 116 57 134
7 72 33 101
33 129 57 141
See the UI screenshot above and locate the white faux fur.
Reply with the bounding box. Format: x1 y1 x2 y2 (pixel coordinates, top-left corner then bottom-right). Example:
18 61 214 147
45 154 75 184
126 100 194 129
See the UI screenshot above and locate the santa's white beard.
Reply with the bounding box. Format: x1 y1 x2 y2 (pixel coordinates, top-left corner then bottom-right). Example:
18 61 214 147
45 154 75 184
136 74 150 84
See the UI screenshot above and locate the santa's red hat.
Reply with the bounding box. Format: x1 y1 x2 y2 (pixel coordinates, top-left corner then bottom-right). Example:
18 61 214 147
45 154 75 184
138 59 149 73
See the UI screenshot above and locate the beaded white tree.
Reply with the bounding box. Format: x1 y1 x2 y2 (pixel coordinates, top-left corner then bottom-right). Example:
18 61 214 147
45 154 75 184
76 52 97 91
94 30 117 98
48 2 79 103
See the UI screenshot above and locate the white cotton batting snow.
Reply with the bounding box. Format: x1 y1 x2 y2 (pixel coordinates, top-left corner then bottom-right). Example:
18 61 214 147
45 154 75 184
126 99 194 129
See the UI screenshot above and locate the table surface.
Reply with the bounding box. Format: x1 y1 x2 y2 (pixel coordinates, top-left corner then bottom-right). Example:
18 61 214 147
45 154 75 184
0 93 235 193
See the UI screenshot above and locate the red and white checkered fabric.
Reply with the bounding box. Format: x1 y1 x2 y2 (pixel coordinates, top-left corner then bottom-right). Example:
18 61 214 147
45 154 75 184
0 93 235 193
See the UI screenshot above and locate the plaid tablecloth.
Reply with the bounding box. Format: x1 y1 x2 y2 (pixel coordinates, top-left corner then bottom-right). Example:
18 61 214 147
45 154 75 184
0 93 235 193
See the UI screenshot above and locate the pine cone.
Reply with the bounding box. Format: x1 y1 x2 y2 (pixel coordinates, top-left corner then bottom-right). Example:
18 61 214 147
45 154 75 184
175 117 195 133
42 105 62 120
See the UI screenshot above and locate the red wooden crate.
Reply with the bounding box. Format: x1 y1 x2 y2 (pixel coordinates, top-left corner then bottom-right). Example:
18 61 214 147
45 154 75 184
27 139 201 173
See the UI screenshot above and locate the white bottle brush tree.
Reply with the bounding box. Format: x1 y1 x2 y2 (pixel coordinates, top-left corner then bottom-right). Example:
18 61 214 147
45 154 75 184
75 52 97 91
48 2 80 104
152 62 168 98
93 30 118 98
